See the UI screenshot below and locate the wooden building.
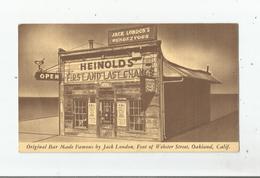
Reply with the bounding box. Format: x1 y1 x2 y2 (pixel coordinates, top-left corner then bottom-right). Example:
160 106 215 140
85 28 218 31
57 25 219 141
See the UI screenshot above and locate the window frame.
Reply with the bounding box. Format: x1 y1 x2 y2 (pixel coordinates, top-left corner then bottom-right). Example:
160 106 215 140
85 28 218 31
128 99 145 132
73 97 88 129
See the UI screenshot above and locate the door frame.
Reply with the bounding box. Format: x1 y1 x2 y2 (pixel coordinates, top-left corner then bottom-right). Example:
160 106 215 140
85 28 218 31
98 87 116 138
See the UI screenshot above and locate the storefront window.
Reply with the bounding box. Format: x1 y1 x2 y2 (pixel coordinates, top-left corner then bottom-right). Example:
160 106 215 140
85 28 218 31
73 98 88 128
129 100 145 131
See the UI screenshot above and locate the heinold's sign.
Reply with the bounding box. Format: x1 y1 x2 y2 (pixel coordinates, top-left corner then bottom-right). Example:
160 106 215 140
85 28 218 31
64 56 155 84
34 72 60 81
108 25 157 46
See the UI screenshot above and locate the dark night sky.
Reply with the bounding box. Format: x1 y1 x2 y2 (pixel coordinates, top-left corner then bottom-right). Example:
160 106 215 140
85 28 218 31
19 24 238 97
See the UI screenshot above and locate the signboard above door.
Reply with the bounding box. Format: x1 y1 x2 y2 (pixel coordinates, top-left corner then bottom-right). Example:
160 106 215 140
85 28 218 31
64 56 154 84
108 25 157 46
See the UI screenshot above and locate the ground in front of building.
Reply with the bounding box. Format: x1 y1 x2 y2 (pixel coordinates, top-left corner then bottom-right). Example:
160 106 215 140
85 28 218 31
19 111 239 143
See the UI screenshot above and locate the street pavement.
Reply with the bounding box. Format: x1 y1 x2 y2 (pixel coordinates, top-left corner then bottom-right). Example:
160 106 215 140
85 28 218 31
19 111 239 142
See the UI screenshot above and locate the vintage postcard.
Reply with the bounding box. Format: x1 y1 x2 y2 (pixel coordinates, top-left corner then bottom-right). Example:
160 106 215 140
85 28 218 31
19 24 239 152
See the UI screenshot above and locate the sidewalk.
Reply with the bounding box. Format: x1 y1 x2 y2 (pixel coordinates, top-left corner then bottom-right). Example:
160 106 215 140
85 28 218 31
19 117 135 142
19 111 239 142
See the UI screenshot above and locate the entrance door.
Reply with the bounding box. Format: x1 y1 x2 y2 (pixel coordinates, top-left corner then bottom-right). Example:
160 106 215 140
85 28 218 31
99 100 115 137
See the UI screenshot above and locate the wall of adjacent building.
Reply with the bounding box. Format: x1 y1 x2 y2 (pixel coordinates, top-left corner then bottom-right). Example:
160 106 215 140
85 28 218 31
164 78 210 139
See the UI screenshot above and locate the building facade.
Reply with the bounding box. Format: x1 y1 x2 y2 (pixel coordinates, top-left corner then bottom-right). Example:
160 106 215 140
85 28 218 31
57 25 219 141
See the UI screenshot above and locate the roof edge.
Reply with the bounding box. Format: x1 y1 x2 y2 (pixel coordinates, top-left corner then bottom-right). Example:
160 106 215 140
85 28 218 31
163 57 211 75
163 57 221 84
59 40 162 56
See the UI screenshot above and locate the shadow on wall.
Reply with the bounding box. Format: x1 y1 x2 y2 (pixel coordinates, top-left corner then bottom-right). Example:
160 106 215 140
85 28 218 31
210 94 238 121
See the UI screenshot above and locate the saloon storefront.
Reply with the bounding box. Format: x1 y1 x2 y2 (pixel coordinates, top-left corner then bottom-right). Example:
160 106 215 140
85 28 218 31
57 25 219 141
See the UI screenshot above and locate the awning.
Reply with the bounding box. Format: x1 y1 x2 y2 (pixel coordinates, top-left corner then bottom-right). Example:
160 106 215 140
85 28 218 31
163 58 220 84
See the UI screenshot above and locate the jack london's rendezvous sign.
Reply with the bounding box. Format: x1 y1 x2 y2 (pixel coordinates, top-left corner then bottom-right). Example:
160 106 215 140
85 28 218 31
108 25 157 46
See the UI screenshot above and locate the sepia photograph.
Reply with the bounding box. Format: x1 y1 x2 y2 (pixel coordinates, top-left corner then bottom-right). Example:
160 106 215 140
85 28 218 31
19 24 239 152
0 0 259 176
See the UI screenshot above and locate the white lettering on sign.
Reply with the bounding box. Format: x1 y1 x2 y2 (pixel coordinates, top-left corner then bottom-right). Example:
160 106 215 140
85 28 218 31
64 57 155 84
112 31 124 37
117 102 127 127
108 25 157 45
35 72 60 81
39 73 59 80
69 57 139 72
88 103 96 125
100 82 112 88
145 78 156 93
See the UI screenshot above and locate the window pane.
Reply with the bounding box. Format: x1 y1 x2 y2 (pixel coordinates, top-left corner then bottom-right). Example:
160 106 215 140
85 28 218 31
129 100 144 131
130 123 134 130
135 124 139 130
134 108 138 115
83 120 87 126
130 108 133 115
130 116 134 122
90 97 95 103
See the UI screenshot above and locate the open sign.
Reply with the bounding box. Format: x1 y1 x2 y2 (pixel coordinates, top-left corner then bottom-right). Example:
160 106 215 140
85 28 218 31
35 72 60 81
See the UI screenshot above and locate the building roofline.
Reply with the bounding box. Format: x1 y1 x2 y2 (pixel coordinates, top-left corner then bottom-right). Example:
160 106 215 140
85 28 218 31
58 38 220 84
58 40 162 56
163 58 210 75
163 58 221 84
